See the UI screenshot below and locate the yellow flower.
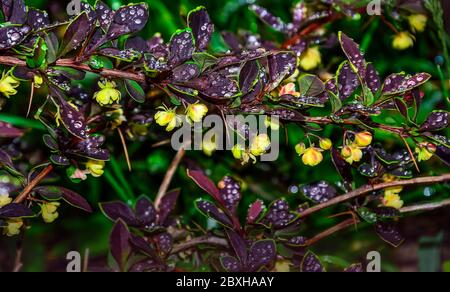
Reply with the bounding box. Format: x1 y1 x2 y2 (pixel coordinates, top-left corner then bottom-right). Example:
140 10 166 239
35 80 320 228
274 260 291 272
392 32 415 50
354 131 373 148
106 107 126 129
279 83 300 97
231 144 244 160
382 192 404 210
299 47 322 71
40 202 60 223
3 219 23 237
155 105 181 132
0 70 20 98
408 14 427 32
295 142 306 155
264 116 280 131
0 193 12 208
202 137 217 157
415 144 435 162
93 80 121 106
186 103 208 123
384 186 403 197
319 138 332 150
341 145 363 164
382 173 397 183
86 160 105 177
249 134 271 157
302 147 323 166
34 75 43 88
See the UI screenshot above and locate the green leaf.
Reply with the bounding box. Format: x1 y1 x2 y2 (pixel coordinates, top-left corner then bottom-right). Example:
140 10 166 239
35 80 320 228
58 12 93 58
329 92 342 113
192 52 218 72
357 207 377 224
298 74 325 96
125 79 145 103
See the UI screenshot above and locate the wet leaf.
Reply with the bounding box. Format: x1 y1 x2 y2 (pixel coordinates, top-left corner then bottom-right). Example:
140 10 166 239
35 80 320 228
298 74 325 97
339 32 366 78
0 203 34 218
27 8 50 30
106 3 149 41
99 48 141 62
95 0 113 31
110 219 131 272
2 0 26 24
220 256 242 272
135 196 156 226
188 72 239 100
337 61 359 100
301 251 325 272
218 176 241 215
250 5 288 34
157 189 179 226
188 6 214 51
59 12 95 57
168 29 195 67
382 73 431 95
301 181 337 204
365 63 381 94
267 52 296 91
247 200 264 224
435 145 450 166
125 79 145 103
259 199 298 229
375 222 404 247
357 207 377 224
419 111 449 132
247 240 276 272
195 199 233 228
239 60 259 94
154 232 173 255
172 63 199 82
0 25 30 50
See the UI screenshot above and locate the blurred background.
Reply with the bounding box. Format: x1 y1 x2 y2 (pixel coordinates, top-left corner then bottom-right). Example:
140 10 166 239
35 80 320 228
0 0 449 272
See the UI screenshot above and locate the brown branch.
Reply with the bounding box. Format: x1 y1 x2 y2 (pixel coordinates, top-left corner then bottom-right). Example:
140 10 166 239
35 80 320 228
171 236 228 255
299 174 450 218
14 164 54 204
400 199 450 214
0 56 145 83
117 128 132 172
306 218 359 246
154 141 190 209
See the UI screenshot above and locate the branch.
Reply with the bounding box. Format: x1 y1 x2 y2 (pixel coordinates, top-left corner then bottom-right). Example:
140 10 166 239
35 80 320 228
171 236 228 255
306 218 359 246
400 199 450 214
299 173 450 218
14 164 53 204
0 56 146 83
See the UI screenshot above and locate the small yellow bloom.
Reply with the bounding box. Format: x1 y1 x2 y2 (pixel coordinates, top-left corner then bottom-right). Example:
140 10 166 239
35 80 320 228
86 160 105 177
302 147 323 166
186 103 208 123
279 83 300 97
155 105 181 132
354 131 373 148
299 47 322 71
415 145 435 162
342 145 363 164
408 14 427 32
382 173 397 183
0 193 12 208
40 202 60 223
0 70 20 98
202 137 217 157
250 134 271 157
392 32 415 50
3 219 23 237
382 192 404 210
384 186 403 197
295 142 306 155
264 116 280 131
34 75 43 88
319 138 332 151
93 80 121 106
232 144 244 160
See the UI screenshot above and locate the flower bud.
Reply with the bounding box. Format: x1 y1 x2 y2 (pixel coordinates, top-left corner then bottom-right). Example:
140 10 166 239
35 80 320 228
393 32 415 50
295 143 306 155
354 131 373 148
319 138 332 150
408 14 427 32
186 103 208 123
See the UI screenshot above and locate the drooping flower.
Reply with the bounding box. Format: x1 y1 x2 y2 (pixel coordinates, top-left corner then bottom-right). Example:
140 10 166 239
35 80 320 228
0 192 12 208
154 105 181 132
202 136 217 157
40 202 60 223
382 192 404 210
231 144 244 160
299 47 322 71
3 219 23 237
392 32 415 50
415 143 436 162
354 131 373 148
279 83 300 97
86 160 105 177
249 134 271 157
319 138 332 150
186 102 208 123
295 142 306 155
341 145 363 165
264 116 280 131
408 14 427 32
301 147 323 166
93 80 121 106
0 70 20 98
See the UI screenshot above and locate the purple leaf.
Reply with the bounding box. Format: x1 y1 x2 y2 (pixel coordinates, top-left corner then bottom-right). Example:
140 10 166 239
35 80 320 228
27 8 50 30
365 63 381 94
0 122 23 138
301 251 325 272
221 32 242 52
435 145 450 166
188 6 214 51
157 189 179 226
68 135 110 161
419 111 449 132
375 222 404 247
0 203 34 218
172 63 200 82
2 0 26 24
395 98 409 119
247 200 264 224
267 52 296 91
301 181 337 204
247 240 276 272
50 155 70 166
195 199 233 228
259 199 298 229
225 229 248 263
0 25 30 50
382 73 431 95
110 219 131 272
268 107 305 122
59 12 95 57
187 169 220 200
220 256 242 272
284 236 307 247
124 79 145 103
337 61 359 100
135 196 156 226
154 232 173 255
34 186 63 200
188 72 239 100
95 1 113 31
130 235 157 259
143 53 168 74
100 201 136 226
344 263 364 272
98 48 141 62
168 29 195 67
292 2 307 32
59 187 92 212
218 176 241 215
106 3 149 41
0 149 22 177
250 5 288 34
339 32 366 78
125 36 148 53
239 60 260 94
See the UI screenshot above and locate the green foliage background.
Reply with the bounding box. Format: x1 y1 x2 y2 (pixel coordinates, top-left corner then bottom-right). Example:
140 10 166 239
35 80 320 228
0 0 449 272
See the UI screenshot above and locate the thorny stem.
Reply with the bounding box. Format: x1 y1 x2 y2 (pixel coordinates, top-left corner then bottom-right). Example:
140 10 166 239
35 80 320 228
13 164 54 204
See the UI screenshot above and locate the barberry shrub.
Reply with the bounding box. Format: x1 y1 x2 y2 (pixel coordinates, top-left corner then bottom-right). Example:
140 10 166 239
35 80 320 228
0 0 449 272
